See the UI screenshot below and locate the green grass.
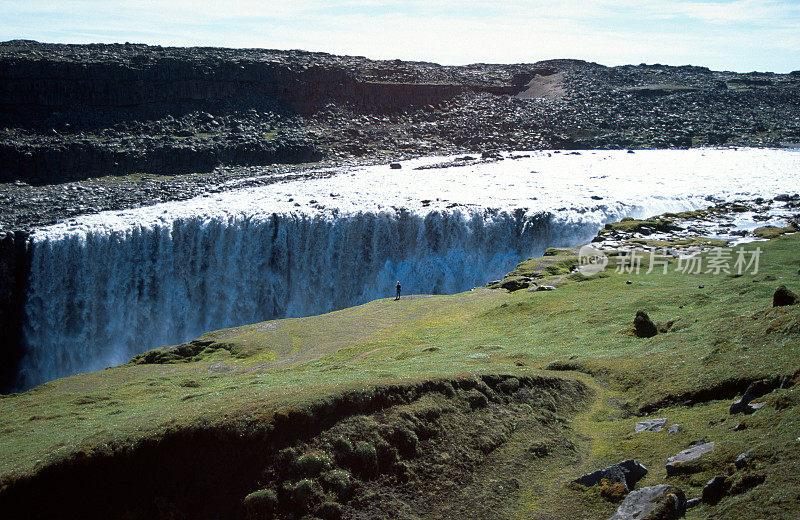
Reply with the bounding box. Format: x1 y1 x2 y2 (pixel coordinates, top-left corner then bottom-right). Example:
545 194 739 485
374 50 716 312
754 225 796 239
1 234 799 518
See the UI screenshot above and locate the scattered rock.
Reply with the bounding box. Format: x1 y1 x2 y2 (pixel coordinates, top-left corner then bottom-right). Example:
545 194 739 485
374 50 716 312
389 162 402 169
702 475 730 505
773 285 799 307
610 484 686 520
689 436 709 447
667 424 680 435
686 497 702 509
500 277 531 292
633 311 658 338
734 450 752 469
666 442 715 476
468 353 489 360
571 459 648 492
635 418 667 433
536 285 556 291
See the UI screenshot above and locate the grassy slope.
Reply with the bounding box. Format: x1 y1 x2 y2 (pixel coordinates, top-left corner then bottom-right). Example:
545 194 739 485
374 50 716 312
1 235 799 518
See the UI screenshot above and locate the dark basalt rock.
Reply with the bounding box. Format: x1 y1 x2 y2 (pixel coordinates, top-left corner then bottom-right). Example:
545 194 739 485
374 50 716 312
702 475 730 505
773 285 799 307
633 311 658 338
571 459 648 492
0 230 30 393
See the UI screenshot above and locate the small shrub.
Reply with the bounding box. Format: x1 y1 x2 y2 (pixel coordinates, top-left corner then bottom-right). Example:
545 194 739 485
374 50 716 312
499 377 520 394
331 436 354 463
393 460 414 483
464 389 488 409
284 479 323 510
243 488 278 519
373 435 399 468
351 441 379 477
316 500 344 520
320 469 352 497
386 426 419 458
295 450 333 476
598 479 627 502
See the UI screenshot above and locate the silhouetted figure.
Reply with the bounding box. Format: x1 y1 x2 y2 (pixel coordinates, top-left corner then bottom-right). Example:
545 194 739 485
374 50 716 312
395 281 402 300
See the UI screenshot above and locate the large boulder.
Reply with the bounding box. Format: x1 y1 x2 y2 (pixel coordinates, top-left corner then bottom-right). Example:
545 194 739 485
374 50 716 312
633 311 658 338
773 285 799 307
730 379 777 414
666 442 715 476
572 459 648 492
610 484 686 520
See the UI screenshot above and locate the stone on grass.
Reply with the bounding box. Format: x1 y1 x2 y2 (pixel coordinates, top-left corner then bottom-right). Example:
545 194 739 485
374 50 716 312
633 311 658 338
500 276 531 291
635 418 667 433
730 379 777 414
667 424 680 435
571 459 648 492
734 450 752 469
666 442 715 476
773 285 799 307
536 285 556 291
702 475 730 505
610 484 686 520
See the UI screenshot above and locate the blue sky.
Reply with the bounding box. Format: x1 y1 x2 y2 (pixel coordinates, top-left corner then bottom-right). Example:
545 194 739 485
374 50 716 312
1 1 798 72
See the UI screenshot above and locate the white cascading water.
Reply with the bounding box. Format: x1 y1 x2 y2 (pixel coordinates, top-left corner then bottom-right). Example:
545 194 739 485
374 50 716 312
16 148 800 390
19 209 610 389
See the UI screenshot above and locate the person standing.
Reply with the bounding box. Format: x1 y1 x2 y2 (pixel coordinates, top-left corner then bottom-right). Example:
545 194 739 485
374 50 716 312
395 281 402 300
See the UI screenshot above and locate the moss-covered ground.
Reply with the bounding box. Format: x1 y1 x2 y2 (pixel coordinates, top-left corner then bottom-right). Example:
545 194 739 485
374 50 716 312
1 233 799 518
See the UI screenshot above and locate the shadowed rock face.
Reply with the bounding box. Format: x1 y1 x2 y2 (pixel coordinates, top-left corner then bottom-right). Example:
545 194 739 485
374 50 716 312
571 459 648 491
0 231 29 393
634 311 658 338
773 285 799 307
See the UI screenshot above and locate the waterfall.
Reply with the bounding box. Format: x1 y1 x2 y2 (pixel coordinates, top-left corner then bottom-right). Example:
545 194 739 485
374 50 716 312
16 208 607 390
17 147 798 390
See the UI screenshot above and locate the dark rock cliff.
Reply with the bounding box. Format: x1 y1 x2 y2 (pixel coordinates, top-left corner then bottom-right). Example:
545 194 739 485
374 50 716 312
0 231 29 393
1 40 799 194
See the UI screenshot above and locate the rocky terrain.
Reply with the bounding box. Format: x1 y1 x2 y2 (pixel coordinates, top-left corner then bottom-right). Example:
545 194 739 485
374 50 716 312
1 40 800 231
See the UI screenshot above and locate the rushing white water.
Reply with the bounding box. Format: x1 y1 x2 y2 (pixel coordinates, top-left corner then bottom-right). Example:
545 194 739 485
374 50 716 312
17 148 800 389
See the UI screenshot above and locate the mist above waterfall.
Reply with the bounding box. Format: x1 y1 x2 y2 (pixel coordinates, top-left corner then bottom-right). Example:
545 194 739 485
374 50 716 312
16 148 800 390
